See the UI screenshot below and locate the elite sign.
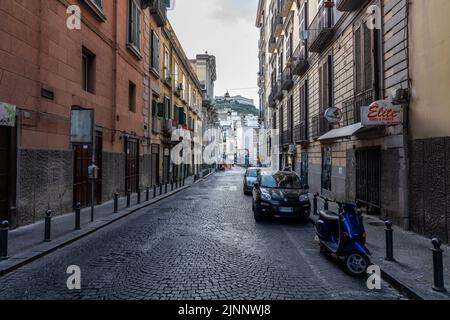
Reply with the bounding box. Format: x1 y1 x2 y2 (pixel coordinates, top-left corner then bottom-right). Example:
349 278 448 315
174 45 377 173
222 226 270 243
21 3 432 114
361 100 403 126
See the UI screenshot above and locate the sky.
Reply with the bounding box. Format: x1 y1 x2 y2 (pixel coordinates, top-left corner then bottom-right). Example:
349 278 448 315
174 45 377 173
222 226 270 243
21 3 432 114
168 0 260 108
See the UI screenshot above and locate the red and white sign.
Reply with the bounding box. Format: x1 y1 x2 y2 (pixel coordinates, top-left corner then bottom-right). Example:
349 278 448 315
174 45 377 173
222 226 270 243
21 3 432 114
361 100 403 126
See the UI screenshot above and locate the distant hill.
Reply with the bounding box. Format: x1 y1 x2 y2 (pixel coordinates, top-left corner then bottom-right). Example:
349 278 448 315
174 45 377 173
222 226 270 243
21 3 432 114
214 98 259 116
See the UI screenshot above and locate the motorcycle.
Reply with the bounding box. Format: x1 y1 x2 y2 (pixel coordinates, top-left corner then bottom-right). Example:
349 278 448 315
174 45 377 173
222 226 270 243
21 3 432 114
315 196 372 278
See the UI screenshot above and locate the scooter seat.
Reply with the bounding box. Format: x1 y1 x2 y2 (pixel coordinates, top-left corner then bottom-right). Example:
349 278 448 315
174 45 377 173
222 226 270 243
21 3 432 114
319 210 339 222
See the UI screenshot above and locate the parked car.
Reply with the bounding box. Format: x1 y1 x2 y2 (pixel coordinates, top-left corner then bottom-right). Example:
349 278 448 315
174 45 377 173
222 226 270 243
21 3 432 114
252 171 311 222
243 167 260 195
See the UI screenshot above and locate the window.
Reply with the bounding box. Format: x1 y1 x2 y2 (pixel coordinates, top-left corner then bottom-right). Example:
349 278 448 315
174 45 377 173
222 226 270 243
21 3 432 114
163 96 170 120
82 47 95 94
84 0 106 21
354 21 380 96
174 62 179 85
152 99 158 117
127 0 141 56
129 81 136 112
182 74 187 100
319 55 332 112
163 48 170 79
151 30 160 72
321 146 332 191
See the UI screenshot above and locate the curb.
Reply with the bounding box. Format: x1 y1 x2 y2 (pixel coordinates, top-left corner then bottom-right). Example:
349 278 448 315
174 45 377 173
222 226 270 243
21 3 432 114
0 185 192 277
307 216 423 300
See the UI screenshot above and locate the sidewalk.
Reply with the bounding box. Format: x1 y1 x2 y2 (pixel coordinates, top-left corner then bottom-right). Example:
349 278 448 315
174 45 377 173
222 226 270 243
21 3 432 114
310 198 450 300
0 171 214 276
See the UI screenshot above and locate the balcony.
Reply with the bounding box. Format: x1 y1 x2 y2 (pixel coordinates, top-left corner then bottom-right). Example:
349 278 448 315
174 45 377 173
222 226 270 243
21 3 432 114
149 0 168 27
269 89 277 108
292 44 308 76
268 36 277 53
282 129 293 146
280 0 294 17
257 72 265 87
311 114 331 138
274 15 284 37
274 80 284 100
336 0 366 11
281 67 293 91
294 122 308 144
152 117 161 134
162 119 174 137
308 2 335 53
174 83 183 98
342 89 376 126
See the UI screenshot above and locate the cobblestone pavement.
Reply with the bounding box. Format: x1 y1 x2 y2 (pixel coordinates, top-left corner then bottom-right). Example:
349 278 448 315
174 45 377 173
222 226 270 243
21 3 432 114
0 168 405 300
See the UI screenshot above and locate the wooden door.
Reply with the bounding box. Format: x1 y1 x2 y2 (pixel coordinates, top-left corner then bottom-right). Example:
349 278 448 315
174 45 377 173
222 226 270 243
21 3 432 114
125 138 139 192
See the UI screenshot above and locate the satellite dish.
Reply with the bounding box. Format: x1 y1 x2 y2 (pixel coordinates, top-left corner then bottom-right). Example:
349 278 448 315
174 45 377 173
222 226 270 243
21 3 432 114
324 107 343 124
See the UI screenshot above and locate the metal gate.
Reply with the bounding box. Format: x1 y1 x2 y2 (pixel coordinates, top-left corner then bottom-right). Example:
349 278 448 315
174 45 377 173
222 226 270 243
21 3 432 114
300 151 308 186
0 127 10 221
356 148 381 212
151 144 160 186
73 132 103 208
125 138 139 193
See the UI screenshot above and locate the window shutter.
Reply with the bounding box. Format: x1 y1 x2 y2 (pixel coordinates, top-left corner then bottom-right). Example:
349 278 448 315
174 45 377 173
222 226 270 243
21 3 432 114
319 64 323 111
363 25 373 91
354 25 363 94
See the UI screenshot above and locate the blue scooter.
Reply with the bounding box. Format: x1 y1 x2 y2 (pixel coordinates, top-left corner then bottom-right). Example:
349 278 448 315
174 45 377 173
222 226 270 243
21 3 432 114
315 196 371 278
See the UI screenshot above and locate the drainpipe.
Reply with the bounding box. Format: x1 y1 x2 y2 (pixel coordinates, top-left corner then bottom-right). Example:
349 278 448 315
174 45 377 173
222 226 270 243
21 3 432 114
113 0 119 141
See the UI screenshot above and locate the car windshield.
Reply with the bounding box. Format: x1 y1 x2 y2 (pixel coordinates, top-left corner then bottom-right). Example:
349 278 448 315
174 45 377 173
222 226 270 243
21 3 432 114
247 169 258 178
261 173 302 189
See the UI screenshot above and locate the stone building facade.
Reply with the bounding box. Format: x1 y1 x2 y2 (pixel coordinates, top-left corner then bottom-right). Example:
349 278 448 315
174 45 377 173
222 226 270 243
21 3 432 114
0 0 204 228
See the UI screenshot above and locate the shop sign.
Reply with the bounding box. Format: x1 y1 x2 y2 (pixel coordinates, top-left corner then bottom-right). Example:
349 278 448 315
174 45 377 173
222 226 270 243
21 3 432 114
361 100 403 126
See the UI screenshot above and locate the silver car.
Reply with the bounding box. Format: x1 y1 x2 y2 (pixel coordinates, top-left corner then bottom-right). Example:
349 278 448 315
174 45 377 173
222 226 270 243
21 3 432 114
243 167 260 195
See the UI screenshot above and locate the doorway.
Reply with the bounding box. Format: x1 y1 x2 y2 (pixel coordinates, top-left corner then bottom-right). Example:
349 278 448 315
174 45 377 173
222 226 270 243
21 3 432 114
356 148 381 214
0 126 10 221
151 144 160 187
73 131 103 208
125 138 139 193
300 151 309 186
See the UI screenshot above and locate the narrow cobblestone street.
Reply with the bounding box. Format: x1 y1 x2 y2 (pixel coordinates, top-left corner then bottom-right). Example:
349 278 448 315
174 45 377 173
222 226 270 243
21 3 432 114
0 168 404 300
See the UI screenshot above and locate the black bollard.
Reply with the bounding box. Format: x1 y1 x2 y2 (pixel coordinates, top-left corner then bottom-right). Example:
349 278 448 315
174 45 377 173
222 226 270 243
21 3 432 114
146 186 150 201
165 183 168 194
44 210 52 242
75 202 81 230
153 185 157 198
137 188 141 204
431 238 447 292
171 180 174 191
159 184 163 196
313 193 318 216
114 193 119 213
176 180 179 189
0 220 9 260
126 190 131 208
385 220 394 261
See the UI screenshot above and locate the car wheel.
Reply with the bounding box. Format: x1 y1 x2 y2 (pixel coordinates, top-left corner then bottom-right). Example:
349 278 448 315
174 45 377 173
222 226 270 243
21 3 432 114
253 202 264 222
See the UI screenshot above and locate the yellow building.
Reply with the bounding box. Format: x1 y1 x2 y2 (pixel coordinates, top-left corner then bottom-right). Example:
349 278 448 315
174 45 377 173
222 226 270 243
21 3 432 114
149 21 203 185
408 0 450 242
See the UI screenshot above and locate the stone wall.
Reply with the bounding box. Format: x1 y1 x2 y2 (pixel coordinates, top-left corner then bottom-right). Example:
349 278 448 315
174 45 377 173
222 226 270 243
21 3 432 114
16 148 73 227
410 138 450 243
102 152 125 201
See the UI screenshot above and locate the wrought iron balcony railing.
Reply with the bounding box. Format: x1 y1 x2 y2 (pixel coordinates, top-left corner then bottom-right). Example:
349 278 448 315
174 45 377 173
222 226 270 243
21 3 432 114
336 0 366 12
291 43 308 76
268 36 277 53
308 1 335 53
282 129 293 146
341 89 376 126
274 15 284 37
149 0 168 27
311 114 331 138
280 0 294 17
294 122 308 143
281 67 293 91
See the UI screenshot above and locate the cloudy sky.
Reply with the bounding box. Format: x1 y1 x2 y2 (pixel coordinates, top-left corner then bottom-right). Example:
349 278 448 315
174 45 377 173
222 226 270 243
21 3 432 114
168 0 260 108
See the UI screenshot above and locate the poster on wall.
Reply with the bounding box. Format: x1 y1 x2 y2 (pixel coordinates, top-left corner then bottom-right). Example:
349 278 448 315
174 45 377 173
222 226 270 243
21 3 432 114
70 105 95 144
0 102 16 127
361 100 403 126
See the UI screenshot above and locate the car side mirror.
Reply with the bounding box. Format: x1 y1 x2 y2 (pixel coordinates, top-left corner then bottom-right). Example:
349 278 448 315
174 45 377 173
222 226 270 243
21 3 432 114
303 184 310 190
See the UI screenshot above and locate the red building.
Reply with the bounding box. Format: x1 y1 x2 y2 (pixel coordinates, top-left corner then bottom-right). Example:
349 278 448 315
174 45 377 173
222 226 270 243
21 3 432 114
0 0 169 227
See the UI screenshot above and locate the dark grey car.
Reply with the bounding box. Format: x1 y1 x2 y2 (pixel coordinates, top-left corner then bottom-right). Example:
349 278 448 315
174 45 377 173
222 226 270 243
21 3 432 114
243 167 260 195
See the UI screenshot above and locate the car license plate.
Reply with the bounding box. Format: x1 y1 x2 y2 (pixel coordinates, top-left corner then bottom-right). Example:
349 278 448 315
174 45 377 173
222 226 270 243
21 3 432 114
279 207 294 213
